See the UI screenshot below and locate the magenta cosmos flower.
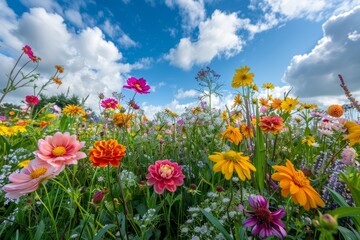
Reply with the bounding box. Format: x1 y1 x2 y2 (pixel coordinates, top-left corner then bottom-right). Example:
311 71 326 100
146 159 185 194
123 77 150 94
22 45 37 62
101 98 118 109
25 95 39 105
34 132 86 168
242 195 286 239
2 159 63 199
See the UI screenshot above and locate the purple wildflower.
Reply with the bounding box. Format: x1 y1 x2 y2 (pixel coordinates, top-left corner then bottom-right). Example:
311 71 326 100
242 195 287 239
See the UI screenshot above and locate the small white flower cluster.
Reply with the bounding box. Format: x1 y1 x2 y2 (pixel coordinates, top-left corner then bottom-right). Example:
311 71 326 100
180 190 242 239
133 208 159 230
120 170 138 189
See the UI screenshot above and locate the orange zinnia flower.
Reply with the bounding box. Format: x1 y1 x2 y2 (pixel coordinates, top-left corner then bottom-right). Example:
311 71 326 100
259 116 284 134
327 104 343 117
221 125 243 145
89 139 126 167
271 160 325 211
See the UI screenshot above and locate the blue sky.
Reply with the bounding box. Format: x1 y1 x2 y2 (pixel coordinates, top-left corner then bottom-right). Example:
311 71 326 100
1 0 360 118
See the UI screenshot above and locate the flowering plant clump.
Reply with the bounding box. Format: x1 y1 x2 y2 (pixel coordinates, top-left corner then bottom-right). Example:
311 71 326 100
1 47 360 240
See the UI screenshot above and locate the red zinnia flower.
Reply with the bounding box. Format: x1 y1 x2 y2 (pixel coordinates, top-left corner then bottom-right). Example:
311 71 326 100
123 77 150 94
25 95 39 105
242 195 287 239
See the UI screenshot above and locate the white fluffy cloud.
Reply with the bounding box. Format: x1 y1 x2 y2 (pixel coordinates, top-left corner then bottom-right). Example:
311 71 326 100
165 0 206 32
175 89 198 99
282 6 360 101
0 4 146 112
166 10 243 70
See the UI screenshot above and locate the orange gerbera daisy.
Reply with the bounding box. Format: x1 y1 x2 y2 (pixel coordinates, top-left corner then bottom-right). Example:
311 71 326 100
327 104 344 117
221 125 243 145
89 139 126 167
271 160 325 211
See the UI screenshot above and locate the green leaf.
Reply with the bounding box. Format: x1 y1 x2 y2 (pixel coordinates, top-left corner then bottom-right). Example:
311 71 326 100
94 224 117 240
328 207 360 218
254 107 266 192
325 187 349 207
34 220 45 240
338 226 359 240
200 209 232 240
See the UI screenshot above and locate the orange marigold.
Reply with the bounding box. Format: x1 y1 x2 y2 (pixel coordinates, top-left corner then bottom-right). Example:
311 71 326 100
113 112 134 128
89 139 126 167
271 160 325 211
327 104 344 117
259 116 284 134
221 125 243 145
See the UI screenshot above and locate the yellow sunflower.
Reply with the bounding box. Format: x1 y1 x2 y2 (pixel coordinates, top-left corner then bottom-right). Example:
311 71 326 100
231 66 254 88
271 160 325 211
208 150 256 180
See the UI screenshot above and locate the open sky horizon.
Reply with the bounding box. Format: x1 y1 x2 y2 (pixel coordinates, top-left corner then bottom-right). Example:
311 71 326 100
1 0 360 118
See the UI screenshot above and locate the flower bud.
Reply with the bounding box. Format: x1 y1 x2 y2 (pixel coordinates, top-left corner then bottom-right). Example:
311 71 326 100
319 214 338 232
92 190 105 205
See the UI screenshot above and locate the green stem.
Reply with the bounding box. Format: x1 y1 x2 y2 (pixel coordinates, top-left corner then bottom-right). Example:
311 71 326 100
36 187 59 240
107 165 124 240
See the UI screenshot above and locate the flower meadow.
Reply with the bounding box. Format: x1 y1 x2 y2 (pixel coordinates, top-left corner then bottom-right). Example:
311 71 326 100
1 46 360 240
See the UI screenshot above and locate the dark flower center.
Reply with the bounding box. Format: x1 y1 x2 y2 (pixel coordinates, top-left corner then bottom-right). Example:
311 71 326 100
254 208 272 223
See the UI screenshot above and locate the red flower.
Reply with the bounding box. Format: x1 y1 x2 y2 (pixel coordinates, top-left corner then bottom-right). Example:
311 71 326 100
123 77 150 94
25 95 39 105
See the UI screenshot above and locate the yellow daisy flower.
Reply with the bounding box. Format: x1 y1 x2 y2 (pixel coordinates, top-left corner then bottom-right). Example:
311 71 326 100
208 150 256 180
231 66 254 88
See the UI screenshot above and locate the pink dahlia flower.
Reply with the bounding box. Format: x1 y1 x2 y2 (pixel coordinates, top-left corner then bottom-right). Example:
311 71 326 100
101 98 118 109
25 95 39 105
241 195 287 239
123 77 150 94
146 159 185 194
2 159 63 199
35 132 86 168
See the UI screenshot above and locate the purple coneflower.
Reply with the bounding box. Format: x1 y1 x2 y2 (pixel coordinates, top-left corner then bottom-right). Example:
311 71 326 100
241 195 287 239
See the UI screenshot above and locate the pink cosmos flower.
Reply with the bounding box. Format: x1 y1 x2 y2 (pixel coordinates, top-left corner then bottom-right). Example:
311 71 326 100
146 159 185 194
241 195 287 239
123 77 150 94
34 132 86 168
2 159 63 199
0 116 6 121
101 98 118 109
22 45 37 62
129 100 140 109
25 95 39 105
